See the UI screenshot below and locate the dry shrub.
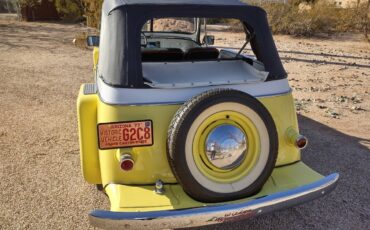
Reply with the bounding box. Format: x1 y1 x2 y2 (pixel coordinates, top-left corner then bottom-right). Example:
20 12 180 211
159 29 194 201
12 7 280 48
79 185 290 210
19 0 40 7
54 0 103 27
334 3 369 33
73 32 88 49
82 0 103 28
54 0 84 22
259 1 337 36
252 0 369 37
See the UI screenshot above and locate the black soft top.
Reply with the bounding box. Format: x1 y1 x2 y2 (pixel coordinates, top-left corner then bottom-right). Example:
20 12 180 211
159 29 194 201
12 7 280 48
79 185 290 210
104 0 246 11
98 0 287 87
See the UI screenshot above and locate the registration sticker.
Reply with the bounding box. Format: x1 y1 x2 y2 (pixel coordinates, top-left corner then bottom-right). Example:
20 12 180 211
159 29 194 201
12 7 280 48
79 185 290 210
98 120 153 149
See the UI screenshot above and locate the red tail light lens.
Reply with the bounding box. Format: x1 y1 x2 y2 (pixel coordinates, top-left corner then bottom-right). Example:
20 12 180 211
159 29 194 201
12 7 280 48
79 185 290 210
296 135 308 149
120 154 134 171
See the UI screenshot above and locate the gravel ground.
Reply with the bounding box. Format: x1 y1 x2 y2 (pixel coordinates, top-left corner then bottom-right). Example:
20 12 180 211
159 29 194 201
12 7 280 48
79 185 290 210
0 20 369 230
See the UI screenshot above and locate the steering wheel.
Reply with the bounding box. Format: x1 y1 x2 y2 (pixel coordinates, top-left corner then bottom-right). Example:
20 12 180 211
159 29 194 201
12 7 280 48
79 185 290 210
141 32 148 47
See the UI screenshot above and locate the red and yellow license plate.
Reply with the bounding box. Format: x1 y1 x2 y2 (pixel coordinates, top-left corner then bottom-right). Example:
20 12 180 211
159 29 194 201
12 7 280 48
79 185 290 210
98 120 153 149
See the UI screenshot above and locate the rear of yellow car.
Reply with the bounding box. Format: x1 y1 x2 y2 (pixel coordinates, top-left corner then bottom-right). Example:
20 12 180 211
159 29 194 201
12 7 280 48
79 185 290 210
77 1 338 229
77 84 338 229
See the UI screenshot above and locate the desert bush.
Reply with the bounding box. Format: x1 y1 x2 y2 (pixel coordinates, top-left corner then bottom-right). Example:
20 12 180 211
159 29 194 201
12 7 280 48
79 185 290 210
73 31 88 48
258 0 338 36
250 0 369 37
54 0 84 22
53 0 104 26
334 3 369 33
19 0 40 7
82 0 103 28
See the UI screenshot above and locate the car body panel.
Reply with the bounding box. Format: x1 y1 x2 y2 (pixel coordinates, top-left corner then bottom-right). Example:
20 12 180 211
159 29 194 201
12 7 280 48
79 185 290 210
78 85 300 185
78 2 338 228
77 86 101 184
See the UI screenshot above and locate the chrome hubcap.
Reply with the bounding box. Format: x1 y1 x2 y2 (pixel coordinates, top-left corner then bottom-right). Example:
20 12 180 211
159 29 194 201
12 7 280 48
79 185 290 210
205 124 247 170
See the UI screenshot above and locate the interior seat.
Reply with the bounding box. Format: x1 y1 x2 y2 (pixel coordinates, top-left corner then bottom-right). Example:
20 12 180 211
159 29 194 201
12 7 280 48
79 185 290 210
142 48 184 62
185 47 220 60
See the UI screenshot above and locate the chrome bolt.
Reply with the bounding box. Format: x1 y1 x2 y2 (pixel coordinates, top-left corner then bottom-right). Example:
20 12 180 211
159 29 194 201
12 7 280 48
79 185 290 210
155 179 165 194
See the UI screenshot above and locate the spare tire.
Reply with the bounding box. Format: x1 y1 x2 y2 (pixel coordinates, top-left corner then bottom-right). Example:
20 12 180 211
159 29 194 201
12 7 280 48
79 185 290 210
167 89 278 202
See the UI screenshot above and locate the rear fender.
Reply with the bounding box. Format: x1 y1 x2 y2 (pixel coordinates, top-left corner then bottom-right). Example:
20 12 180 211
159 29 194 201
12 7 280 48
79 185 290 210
77 84 101 184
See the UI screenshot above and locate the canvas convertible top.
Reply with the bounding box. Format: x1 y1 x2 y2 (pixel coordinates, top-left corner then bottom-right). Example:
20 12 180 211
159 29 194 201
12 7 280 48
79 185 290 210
104 0 247 13
98 0 287 87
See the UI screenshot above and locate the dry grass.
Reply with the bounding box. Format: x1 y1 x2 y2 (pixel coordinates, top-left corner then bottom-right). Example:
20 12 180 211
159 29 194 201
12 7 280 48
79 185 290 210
252 0 369 37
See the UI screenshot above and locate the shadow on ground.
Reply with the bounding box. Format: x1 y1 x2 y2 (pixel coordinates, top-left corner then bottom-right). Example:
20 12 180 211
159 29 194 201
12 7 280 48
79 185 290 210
188 115 370 230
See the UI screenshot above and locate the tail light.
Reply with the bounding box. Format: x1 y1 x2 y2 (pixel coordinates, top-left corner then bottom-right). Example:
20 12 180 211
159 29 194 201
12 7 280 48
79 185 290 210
286 128 308 149
120 154 134 171
295 135 308 149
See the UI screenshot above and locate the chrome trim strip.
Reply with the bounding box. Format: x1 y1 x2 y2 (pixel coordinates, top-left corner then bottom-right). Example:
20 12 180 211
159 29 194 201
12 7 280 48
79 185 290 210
89 173 339 230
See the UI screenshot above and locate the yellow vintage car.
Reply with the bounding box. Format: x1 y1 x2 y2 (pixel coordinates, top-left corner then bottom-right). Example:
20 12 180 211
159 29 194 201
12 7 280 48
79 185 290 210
78 0 339 229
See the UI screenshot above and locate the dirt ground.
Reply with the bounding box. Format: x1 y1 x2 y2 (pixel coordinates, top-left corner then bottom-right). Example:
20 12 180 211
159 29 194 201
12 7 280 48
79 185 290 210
0 19 369 230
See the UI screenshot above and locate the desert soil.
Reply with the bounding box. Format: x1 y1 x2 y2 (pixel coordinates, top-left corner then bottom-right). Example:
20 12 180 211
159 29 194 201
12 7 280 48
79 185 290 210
0 20 369 230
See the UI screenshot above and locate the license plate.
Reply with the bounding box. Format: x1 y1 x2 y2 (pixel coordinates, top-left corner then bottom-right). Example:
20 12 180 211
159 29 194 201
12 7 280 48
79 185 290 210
98 120 153 149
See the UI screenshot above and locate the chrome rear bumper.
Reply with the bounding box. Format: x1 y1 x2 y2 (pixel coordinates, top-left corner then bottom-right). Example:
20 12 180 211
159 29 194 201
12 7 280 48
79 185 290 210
89 173 338 229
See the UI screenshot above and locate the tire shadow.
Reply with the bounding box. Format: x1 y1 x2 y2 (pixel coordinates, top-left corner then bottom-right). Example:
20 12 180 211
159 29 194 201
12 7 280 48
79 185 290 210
189 115 370 230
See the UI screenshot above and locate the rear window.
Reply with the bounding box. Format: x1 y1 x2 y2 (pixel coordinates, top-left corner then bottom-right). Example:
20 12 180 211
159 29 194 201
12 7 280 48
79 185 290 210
142 18 196 34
